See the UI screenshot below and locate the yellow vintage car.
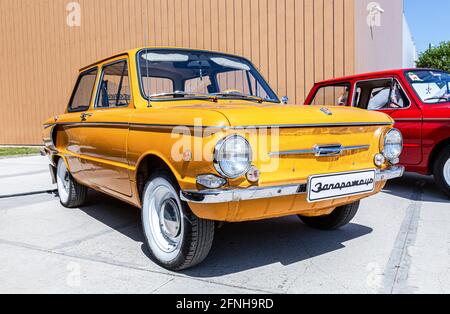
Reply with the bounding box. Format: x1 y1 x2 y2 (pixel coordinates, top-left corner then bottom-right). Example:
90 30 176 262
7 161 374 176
43 47 404 270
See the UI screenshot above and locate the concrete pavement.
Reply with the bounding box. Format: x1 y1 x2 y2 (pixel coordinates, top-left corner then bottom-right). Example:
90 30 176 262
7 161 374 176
0 156 56 197
0 156 449 294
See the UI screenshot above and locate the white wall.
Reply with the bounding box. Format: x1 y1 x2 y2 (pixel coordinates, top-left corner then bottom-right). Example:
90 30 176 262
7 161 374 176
402 15 417 68
355 0 405 73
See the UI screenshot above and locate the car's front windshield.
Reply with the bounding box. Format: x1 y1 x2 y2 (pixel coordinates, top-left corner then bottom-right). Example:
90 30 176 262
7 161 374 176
405 70 450 104
137 49 279 103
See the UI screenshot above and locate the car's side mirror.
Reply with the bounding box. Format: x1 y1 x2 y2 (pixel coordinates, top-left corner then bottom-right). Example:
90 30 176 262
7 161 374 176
282 96 289 104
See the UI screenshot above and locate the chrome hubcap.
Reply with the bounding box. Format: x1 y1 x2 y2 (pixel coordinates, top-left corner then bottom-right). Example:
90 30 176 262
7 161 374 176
62 172 70 193
444 158 450 186
148 185 183 253
159 198 181 239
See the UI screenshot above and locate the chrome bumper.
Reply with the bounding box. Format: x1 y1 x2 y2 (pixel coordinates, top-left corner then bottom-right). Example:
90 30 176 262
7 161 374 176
180 166 405 204
375 166 405 181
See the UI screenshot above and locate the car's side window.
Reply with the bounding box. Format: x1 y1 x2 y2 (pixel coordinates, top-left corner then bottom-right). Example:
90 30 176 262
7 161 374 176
367 87 391 110
96 60 131 108
355 79 410 110
310 84 351 106
68 68 98 112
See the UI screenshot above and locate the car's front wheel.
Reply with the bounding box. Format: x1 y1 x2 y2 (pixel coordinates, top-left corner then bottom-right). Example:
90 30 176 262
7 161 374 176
434 146 450 198
141 171 215 271
298 201 360 230
56 158 87 208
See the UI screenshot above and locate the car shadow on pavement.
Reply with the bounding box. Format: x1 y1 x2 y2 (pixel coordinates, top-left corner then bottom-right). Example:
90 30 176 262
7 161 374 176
76 191 372 276
382 172 449 203
78 191 143 242
181 218 372 277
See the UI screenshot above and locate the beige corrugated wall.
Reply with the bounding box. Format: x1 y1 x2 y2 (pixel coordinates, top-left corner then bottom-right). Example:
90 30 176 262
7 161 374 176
0 0 355 145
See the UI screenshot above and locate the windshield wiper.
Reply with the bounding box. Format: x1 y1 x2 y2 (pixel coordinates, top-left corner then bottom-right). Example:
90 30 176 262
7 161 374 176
213 92 265 103
424 96 450 102
149 91 218 103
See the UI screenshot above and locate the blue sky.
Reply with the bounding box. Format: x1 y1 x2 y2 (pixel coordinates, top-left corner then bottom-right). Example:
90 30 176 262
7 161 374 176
404 0 450 53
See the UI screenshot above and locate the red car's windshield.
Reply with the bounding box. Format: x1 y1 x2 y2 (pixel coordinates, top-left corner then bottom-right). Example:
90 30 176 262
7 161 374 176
405 70 450 104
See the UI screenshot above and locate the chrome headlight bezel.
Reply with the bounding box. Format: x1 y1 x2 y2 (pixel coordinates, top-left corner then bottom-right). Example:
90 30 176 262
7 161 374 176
382 128 403 161
213 135 253 179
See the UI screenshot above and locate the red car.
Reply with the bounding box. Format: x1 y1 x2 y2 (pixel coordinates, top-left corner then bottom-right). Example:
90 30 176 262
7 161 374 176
305 69 450 197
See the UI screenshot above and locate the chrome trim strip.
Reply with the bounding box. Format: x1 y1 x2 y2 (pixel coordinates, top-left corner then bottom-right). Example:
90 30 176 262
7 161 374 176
423 118 450 122
394 118 450 123
231 122 393 129
43 121 392 131
43 122 227 130
181 166 405 204
269 145 370 157
130 123 226 132
394 118 422 122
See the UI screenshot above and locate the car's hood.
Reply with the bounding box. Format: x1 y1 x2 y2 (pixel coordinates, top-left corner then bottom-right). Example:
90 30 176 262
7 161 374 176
161 102 394 127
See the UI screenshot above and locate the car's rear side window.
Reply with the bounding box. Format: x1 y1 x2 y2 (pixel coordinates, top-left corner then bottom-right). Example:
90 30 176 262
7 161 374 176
68 68 98 112
310 84 351 106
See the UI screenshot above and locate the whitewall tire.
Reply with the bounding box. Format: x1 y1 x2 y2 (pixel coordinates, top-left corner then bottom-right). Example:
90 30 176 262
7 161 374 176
56 159 87 208
434 147 450 198
142 171 215 271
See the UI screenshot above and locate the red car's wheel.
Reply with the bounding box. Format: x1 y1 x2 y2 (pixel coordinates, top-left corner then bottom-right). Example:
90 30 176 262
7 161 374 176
434 146 450 198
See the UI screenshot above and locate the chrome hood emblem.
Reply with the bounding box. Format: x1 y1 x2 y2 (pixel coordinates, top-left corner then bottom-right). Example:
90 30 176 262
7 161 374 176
320 107 333 116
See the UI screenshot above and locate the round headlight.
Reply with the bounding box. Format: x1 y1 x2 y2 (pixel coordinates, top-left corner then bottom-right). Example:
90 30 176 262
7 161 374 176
214 135 252 179
383 129 403 161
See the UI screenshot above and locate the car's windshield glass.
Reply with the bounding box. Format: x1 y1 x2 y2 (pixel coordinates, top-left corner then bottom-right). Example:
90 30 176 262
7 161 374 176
405 70 450 104
137 49 279 103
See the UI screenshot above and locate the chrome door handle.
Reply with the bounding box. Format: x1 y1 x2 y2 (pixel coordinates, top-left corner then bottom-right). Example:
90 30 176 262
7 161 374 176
80 113 93 121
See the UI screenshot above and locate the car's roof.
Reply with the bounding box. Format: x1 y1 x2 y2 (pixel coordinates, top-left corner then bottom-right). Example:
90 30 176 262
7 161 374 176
316 68 447 85
79 46 250 72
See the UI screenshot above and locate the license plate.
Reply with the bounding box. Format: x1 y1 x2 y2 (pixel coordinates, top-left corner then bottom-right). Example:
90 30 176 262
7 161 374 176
307 170 376 203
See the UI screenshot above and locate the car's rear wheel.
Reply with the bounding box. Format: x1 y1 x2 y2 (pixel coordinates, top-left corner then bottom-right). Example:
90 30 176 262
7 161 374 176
298 201 360 230
56 158 87 208
141 171 215 271
434 146 450 198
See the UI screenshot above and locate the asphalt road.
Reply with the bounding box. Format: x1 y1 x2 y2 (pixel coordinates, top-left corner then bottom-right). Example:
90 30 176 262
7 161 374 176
0 156 449 294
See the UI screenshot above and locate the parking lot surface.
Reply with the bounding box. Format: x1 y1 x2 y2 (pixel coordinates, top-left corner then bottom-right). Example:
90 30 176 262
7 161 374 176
0 156 449 294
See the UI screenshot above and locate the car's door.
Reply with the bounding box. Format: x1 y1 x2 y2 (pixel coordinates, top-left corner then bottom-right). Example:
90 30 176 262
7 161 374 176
353 77 423 165
61 67 99 184
77 58 133 196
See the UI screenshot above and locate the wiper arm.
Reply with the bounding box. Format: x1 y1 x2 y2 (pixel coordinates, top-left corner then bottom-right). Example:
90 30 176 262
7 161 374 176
149 91 218 102
424 96 450 102
214 92 265 103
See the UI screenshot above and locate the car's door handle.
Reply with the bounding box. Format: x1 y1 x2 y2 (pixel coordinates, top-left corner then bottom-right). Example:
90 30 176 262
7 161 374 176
80 113 93 121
